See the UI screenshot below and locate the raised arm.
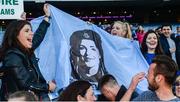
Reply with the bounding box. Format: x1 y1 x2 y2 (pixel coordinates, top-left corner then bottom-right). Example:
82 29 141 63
120 72 145 101
32 4 51 50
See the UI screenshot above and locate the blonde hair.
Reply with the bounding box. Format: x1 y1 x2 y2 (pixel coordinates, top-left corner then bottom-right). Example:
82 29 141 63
176 76 180 82
112 21 132 39
123 22 132 39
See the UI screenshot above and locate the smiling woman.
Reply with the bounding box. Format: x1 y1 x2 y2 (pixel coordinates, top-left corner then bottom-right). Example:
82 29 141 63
141 30 164 65
0 4 56 101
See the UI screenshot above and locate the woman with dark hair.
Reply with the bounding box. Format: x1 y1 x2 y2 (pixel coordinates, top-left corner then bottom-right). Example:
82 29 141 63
70 29 107 82
0 4 56 101
141 30 164 65
58 80 96 101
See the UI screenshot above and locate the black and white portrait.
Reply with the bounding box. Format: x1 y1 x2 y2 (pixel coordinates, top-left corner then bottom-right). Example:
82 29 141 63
70 29 107 82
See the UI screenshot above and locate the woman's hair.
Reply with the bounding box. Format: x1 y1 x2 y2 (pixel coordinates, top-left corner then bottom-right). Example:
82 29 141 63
175 76 180 83
70 29 106 80
141 29 164 55
70 29 102 58
123 22 132 39
0 20 32 61
136 25 144 33
58 80 91 101
111 21 132 39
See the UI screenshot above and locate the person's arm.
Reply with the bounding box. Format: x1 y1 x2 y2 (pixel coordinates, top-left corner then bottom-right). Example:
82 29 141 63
32 4 50 50
120 72 145 101
170 33 176 41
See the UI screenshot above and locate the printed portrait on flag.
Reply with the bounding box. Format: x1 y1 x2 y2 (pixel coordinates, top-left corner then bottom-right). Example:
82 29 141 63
70 29 107 82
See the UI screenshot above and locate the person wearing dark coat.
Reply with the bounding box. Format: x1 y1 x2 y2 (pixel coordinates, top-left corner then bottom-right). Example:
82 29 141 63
171 33 180 69
0 4 56 101
159 24 177 66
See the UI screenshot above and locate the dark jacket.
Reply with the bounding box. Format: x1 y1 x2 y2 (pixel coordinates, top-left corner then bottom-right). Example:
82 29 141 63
97 85 139 101
159 34 171 58
0 20 50 100
159 34 179 69
115 85 139 101
171 34 180 69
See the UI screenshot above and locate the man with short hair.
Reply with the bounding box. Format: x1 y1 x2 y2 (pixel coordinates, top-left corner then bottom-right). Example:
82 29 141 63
8 91 38 101
98 73 145 101
133 55 180 101
160 24 177 63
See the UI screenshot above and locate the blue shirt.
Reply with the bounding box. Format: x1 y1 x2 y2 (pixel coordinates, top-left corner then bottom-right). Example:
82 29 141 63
133 91 180 101
145 53 156 65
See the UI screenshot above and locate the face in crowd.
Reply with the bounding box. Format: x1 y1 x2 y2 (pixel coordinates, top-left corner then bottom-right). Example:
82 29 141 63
177 27 180 34
111 21 127 37
162 26 172 38
59 81 96 102
145 32 158 50
175 76 180 97
77 86 97 102
146 63 159 91
146 55 178 91
2 20 33 52
18 24 33 49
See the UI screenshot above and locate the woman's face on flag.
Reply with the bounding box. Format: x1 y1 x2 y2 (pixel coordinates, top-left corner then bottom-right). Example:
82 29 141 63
80 39 100 68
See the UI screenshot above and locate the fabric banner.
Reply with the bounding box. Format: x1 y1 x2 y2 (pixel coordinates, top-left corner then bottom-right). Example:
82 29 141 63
31 5 149 98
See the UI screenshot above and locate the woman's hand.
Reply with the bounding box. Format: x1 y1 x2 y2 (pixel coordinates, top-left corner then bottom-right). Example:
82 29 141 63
44 3 50 17
43 3 50 22
20 12 26 20
48 81 56 92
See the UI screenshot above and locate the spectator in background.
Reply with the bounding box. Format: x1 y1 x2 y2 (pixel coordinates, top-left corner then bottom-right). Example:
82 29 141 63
105 26 111 34
159 24 177 64
130 24 137 40
133 55 179 101
171 26 180 69
110 21 132 39
0 4 56 101
8 91 38 101
98 72 145 101
175 74 180 98
58 80 96 101
141 30 164 65
176 26 180 35
155 26 162 36
136 25 145 45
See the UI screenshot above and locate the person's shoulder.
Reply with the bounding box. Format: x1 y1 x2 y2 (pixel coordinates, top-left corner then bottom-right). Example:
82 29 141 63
3 48 25 67
132 91 158 101
170 97 180 101
140 90 155 95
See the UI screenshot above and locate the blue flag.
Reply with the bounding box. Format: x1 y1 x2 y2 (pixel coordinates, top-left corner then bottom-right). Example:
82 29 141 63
31 5 149 96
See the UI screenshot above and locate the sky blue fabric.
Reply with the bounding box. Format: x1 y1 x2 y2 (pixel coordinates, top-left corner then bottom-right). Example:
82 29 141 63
30 5 149 96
